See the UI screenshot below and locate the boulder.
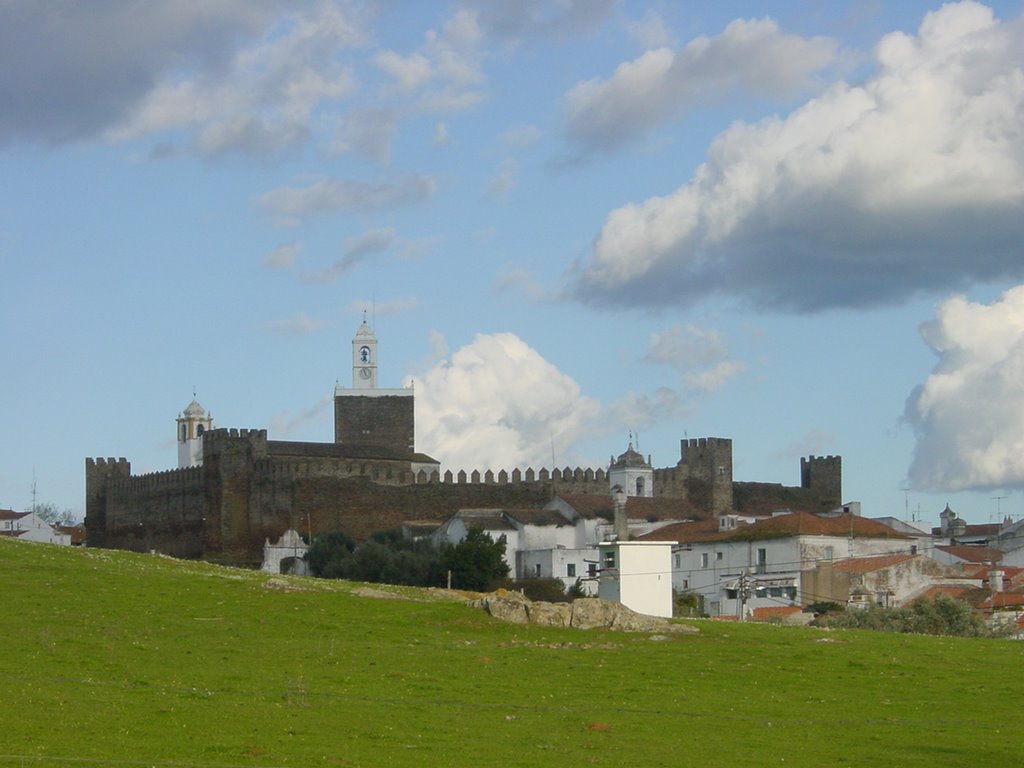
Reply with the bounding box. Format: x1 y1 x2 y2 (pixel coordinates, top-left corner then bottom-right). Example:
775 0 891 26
470 592 697 634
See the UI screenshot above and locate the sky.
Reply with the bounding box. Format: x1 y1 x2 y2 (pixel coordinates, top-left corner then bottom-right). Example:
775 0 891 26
2 0 1024 528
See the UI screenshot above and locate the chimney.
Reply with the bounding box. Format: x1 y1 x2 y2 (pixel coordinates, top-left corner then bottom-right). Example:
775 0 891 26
990 568 1005 593
611 485 628 541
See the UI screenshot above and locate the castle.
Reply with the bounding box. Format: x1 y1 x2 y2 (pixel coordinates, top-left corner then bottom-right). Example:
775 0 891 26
85 319 842 567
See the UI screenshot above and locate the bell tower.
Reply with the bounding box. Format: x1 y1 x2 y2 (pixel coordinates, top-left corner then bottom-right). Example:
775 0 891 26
334 316 415 454
352 312 378 389
177 397 213 468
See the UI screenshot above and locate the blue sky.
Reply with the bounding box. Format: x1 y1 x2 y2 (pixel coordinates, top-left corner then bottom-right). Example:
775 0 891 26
3 0 1024 527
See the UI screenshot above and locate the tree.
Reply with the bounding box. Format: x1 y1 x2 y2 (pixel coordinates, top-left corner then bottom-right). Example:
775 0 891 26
438 527 509 592
32 502 77 526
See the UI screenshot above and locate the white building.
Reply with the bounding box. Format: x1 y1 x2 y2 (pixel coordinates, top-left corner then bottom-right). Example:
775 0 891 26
597 540 673 618
640 511 912 619
429 490 689 596
0 508 71 545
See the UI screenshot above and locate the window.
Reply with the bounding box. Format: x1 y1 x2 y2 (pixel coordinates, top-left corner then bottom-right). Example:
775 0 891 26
566 563 576 578
603 550 616 568
715 552 723 561
673 554 680 568
823 546 834 561
701 553 709 568
179 424 186 441
681 579 688 589
636 477 645 495
196 424 205 437
755 548 767 574
534 563 541 577
588 563 597 577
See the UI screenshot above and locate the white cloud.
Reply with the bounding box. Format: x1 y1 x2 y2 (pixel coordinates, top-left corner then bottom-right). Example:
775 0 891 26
645 324 745 393
259 175 435 220
627 10 673 50
410 333 600 471
374 9 486 114
261 242 301 268
485 158 519 199
495 267 547 302
433 121 451 146
906 285 1024 491
563 17 837 155
108 4 361 155
571 2 1024 312
334 108 396 165
499 124 542 148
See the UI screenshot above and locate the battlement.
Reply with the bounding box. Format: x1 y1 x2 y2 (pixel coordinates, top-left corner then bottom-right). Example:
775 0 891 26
204 427 268 443
85 457 132 478
109 466 202 494
680 437 732 451
427 466 607 487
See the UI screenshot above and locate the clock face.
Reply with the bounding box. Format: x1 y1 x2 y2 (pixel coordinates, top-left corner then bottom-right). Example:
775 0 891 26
359 367 372 380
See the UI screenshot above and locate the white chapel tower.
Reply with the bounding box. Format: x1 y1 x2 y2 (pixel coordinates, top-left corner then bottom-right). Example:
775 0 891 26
177 398 213 468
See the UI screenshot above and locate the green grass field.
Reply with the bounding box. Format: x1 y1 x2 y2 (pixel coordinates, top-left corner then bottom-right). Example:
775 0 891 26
1 538 1021 767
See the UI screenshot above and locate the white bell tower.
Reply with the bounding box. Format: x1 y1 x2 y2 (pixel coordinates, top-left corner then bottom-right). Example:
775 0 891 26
177 397 213 468
352 312 378 389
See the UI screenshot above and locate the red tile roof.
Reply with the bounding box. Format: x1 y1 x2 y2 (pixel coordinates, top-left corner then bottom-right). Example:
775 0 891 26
639 512 905 544
554 493 706 522
0 509 29 521
936 545 1002 563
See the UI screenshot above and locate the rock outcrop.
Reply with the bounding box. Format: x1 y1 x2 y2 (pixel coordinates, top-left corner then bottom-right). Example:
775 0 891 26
469 593 698 634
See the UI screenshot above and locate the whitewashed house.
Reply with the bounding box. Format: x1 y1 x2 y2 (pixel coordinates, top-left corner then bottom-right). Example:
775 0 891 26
428 492 688 596
0 508 71 545
640 511 911 619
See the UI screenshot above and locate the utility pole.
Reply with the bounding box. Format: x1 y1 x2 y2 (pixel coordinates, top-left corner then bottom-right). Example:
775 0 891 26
738 570 751 622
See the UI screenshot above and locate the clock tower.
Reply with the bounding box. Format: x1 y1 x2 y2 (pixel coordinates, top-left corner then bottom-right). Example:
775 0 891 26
334 315 415 454
352 313 378 389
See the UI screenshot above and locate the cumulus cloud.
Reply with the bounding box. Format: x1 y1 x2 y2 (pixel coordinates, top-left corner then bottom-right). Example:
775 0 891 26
259 175 435 221
373 10 486 113
645 324 745 393
569 1 1024 312
0 2 275 145
563 17 837 155
485 159 519 199
906 286 1024 491
110 4 361 155
410 333 600 471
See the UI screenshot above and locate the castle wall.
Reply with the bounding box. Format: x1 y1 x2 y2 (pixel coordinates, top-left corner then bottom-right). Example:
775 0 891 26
87 429 844 567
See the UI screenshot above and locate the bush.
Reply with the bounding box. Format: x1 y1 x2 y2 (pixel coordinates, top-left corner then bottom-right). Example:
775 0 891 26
823 594 993 637
438 527 509 592
510 577 570 603
306 530 441 587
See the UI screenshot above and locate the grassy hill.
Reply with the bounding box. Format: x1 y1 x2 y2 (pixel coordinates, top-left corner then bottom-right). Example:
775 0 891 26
1 538 1022 767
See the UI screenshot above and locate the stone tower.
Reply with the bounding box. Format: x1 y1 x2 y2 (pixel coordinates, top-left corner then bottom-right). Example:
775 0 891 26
177 398 213 468
678 437 734 513
334 317 415 454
